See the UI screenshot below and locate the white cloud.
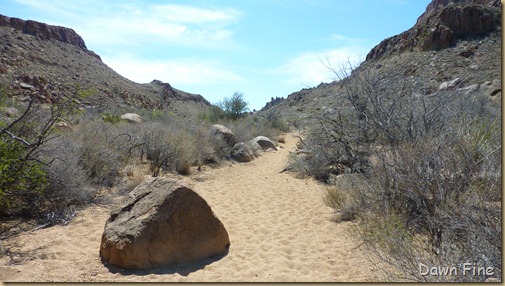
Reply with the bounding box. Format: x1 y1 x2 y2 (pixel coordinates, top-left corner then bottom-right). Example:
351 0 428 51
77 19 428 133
104 54 244 85
267 48 366 87
151 4 241 24
14 0 242 50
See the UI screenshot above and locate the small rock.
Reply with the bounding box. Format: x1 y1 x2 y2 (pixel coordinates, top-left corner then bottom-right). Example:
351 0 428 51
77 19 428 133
459 50 474 58
20 82 34 89
2 107 18 117
439 78 462 90
120 113 142 123
56 121 73 131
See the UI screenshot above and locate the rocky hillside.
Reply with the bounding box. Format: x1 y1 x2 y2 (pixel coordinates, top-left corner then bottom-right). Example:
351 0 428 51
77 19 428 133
263 0 501 124
366 0 501 60
0 15 211 115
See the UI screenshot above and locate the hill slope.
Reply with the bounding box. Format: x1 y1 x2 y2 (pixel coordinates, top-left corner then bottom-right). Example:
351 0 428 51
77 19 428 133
0 15 211 115
262 0 501 124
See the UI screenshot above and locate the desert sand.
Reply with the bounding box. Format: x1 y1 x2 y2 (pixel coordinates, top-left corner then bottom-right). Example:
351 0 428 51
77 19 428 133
0 132 382 282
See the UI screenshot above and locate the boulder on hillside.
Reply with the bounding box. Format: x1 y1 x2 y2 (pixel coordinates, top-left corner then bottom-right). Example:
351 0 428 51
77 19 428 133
100 177 230 269
252 136 277 151
210 124 236 147
481 79 501 97
231 142 256 163
56 121 73 131
120 113 142 124
2 107 18 118
439 78 462 90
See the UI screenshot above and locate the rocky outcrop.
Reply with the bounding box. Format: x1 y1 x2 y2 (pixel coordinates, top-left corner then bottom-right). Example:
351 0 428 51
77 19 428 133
261 96 285 111
149 80 211 106
416 0 500 25
100 177 230 269
0 14 101 60
366 0 500 61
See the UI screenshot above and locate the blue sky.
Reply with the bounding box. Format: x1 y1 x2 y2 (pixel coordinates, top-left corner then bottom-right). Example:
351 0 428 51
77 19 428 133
2 0 431 110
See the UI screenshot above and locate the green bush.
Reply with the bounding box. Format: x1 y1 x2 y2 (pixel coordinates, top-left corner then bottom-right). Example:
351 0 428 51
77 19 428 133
0 138 47 211
102 113 121 124
218 92 249 120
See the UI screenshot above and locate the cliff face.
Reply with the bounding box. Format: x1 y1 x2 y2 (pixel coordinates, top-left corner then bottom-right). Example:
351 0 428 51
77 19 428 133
416 0 500 24
0 15 100 60
366 0 501 61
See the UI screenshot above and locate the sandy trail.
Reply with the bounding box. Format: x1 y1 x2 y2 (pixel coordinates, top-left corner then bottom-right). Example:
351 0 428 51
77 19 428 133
0 133 381 282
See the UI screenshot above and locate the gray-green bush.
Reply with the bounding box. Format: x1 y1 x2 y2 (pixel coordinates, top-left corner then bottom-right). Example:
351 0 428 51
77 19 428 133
292 62 501 282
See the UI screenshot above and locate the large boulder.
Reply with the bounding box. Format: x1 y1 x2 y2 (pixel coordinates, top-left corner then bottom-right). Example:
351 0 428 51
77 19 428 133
120 113 142 124
231 142 255 162
210 124 236 147
100 177 230 269
252 136 277 151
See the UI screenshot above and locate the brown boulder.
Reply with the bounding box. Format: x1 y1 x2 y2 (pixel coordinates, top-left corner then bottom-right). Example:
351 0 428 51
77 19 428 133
252 136 277 151
210 124 237 147
231 142 256 162
100 177 230 269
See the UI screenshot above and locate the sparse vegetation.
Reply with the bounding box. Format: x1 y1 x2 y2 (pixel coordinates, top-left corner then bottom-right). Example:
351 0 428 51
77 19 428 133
289 61 501 282
0 88 90 218
0 86 286 229
219 92 250 120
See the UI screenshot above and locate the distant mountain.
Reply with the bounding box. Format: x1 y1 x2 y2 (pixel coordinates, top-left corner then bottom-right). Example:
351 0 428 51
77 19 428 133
0 15 211 115
262 0 501 123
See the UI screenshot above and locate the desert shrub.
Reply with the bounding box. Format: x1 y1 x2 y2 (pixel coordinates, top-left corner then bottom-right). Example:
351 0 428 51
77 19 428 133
259 108 289 132
296 61 501 281
149 109 164 120
324 120 501 281
199 105 227 123
218 91 249 120
139 120 206 176
324 173 372 221
102 113 121 124
226 115 281 144
75 121 132 185
35 135 95 222
0 138 47 215
0 88 90 218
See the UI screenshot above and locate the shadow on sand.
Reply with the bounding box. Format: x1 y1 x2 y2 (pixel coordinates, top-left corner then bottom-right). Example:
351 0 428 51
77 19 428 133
100 249 229 277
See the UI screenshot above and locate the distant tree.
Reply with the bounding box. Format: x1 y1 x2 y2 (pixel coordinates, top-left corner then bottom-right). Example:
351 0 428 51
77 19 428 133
220 92 249 120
